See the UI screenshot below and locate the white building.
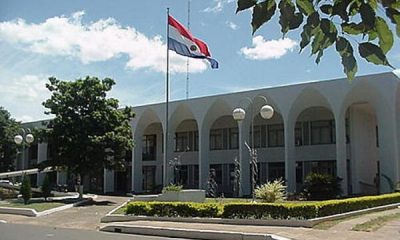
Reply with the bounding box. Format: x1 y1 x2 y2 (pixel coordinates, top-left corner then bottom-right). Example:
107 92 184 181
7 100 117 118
19 71 400 196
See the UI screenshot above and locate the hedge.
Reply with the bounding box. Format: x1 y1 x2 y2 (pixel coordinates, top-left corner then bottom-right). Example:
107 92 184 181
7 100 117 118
126 201 220 218
125 193 400 220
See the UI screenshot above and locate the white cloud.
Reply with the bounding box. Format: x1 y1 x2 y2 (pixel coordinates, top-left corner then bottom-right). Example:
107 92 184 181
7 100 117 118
226 21 238 30
203 0 235 13
0 74 50 122
0 11 208 74
240 36 297 60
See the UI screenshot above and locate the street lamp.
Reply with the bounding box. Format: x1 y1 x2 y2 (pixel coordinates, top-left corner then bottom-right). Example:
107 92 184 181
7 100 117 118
14 128 34 170
232 96 274 201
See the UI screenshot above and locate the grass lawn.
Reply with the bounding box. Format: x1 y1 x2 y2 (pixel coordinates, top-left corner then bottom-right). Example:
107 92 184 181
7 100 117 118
352 212 400 232
112 205 127 215
0 199 66 212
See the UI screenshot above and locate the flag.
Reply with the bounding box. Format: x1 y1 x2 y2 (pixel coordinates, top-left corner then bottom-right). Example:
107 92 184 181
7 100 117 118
168 15 218 69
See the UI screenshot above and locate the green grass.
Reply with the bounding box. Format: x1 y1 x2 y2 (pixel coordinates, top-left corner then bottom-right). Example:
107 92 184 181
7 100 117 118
112 205 127 215
0 199 66 212
352 212 400 232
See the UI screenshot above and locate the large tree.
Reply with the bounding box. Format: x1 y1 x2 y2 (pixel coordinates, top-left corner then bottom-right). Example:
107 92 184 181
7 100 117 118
237 0 399 80
0 106 20 173
42 76 134 196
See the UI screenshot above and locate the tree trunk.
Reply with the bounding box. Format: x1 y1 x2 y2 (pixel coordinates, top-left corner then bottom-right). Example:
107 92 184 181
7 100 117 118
76 173 84 199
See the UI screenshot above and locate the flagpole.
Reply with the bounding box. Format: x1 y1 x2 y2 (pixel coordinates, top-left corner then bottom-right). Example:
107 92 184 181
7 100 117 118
185 0 190 100
164 7 170 187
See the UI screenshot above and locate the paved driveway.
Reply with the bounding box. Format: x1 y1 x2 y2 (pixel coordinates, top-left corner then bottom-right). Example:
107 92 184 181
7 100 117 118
0 195 128 230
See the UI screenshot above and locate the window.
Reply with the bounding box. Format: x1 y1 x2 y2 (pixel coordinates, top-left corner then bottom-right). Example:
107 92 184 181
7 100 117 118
142 135 156 161
296 162 303 183
268 162 285 181
250 125 262 148
229 127 239 149
177 165 188 187
175 132 188 152
28 144 38 160
142 166 156 191
174 131 199 152
307 160 336 176
210 164 223 185
311 120 335 144
210 129 224 150
268 124 284 147
295 122 303 146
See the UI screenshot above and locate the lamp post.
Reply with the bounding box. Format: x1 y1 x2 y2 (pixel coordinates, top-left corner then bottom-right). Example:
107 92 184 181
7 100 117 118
14 128 34 171
232 96 274 201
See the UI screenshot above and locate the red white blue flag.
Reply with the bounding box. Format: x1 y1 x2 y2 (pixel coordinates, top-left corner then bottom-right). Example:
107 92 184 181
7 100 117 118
168 15 218 69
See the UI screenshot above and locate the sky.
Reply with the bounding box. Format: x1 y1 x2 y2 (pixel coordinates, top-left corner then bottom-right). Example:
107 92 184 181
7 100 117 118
0 0 399 122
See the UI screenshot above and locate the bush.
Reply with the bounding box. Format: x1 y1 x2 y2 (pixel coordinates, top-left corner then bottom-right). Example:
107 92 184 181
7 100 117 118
126 201 220 218
303 173 342 200
0 187 18 200
162 184 183 193
255 178 286 202
20 174 32 204
124 193 400 220
41 175 52 200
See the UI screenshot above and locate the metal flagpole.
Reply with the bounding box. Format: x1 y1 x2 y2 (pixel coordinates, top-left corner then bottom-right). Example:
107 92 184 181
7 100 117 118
164 8 170 187
185 0 191 100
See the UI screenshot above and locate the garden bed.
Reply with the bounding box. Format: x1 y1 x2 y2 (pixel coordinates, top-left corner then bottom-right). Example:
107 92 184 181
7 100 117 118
102 193 400 227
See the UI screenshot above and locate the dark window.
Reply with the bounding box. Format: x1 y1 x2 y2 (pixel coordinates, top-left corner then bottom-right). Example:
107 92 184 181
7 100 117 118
210 164 223 185
28 144 38 160
210 129 224 150
175 132 188 152
194 131 199 151
311 120 335 144
229 127 239 149
296 162 303 183
268 124 284 147
295 122 303 146
177 165 188 187
250 125 262 148
142 166 156 191
142 135 156 161
268 162 285 181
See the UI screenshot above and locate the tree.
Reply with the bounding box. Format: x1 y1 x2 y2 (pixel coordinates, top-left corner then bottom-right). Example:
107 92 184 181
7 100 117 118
20 174 32 204
41 174 52 200
236 0 400 80
41 76 135 198
0 106 20 173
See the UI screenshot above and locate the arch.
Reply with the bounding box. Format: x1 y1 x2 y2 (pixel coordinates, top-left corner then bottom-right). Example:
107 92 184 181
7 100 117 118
134 108 163 137
288 86 334 124
201 98 233 131
169 103 198 133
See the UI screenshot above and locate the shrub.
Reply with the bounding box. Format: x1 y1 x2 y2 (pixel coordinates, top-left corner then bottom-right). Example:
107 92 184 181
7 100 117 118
0 187 18 200
162 184 183 193
255 178 286 202
126 201 220 218
303 173 342 200
41 175 52 200
20 174 32 204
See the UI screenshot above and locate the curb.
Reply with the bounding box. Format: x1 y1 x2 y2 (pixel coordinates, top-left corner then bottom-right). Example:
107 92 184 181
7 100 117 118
100 224 291 240
0 220 7 223
105 198 131 216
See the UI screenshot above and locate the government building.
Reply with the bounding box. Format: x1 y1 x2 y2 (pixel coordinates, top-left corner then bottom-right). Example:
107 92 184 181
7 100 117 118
19 71 400 196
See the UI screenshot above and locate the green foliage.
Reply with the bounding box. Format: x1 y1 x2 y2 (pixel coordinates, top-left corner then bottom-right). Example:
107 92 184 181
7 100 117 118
20 174 32 205
41 76 135 188
255 178 286 202
0 106 20 172
223 193 400 219
162 184 183 193
124 193 400 220
236 0 400 80
125 202 220 218
41 174 52 200
302 173 342 200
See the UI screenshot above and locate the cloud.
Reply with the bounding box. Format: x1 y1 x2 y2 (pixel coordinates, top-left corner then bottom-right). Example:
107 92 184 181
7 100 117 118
0 74 50 122
226 21 238 30
203 0 235 13
0 11 208 74
240 36 297 60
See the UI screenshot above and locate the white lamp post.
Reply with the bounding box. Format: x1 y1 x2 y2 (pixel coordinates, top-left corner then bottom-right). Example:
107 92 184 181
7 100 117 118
14 128 34 170
232 96 274 201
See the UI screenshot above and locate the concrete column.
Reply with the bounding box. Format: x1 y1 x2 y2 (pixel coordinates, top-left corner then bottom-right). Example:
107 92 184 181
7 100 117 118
238 121 251 196
377 110 399 193
36 143 47 186
284 119 296 193
335 114 348 195
103 169 114 193
199 124 210 190
132 132 143 193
